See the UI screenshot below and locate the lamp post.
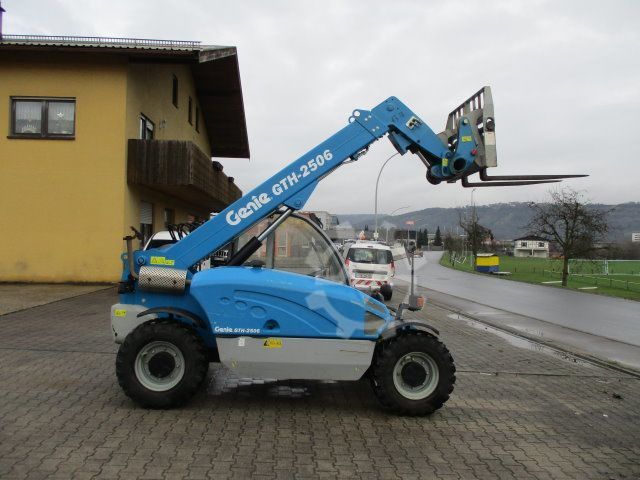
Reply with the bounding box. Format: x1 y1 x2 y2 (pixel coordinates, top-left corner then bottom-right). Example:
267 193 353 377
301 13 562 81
374 153 400 239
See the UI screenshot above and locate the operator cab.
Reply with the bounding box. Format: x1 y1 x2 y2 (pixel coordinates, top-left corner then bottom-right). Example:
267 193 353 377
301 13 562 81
235 212 349 285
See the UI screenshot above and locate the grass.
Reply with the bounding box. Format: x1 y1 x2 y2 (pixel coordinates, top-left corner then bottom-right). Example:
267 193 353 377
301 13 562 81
440 253 640 302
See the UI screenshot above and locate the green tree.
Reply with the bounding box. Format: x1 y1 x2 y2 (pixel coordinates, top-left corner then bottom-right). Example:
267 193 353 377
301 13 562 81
433 226 443 246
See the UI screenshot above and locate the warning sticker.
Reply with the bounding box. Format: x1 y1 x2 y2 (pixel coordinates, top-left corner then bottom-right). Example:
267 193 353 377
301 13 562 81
150 256 175 266
263 338 282 349
114 309 127 317
461 135 473 142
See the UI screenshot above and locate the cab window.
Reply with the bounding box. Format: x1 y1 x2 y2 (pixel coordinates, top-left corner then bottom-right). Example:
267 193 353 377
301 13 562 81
237 215 347 284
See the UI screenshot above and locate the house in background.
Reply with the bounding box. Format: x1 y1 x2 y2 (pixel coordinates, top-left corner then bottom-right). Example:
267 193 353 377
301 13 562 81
513 235 549 258
632 232 640 243
0 32 249 282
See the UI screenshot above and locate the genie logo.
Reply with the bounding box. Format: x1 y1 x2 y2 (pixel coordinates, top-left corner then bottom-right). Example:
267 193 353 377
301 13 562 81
226 193 272 226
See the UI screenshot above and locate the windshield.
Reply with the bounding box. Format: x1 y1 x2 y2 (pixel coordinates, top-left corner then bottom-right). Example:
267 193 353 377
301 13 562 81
347 248 393 264
236 215 348 284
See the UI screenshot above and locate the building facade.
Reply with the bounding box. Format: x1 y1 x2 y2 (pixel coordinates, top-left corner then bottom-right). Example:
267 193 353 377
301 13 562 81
632 233 640 243
0 35 249 282
513 236 549 258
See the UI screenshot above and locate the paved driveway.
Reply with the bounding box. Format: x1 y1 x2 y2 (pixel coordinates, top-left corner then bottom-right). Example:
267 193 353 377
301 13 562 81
1 288 639 479
396 252 640 346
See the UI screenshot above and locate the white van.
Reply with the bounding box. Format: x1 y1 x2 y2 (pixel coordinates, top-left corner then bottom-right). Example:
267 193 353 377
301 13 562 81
344 241 395 300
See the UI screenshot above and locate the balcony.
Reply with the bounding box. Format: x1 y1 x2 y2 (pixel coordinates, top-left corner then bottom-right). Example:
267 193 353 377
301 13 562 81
127 139 242 211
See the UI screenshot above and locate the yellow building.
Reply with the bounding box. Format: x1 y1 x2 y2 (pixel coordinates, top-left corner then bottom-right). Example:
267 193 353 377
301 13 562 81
0 35 250 283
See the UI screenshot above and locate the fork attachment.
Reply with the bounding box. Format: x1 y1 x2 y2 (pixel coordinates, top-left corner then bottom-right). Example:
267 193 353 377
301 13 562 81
426 87 587 187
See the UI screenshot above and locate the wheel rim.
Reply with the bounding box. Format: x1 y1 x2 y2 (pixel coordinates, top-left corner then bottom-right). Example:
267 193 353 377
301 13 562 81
392 351 439 400
134 341 185 392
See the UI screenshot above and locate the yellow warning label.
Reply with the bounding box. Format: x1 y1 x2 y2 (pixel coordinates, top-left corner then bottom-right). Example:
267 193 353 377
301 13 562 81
442 158 449 167
461 135 472 142
263 338 282 349
114 309 127 317
150 256 175 266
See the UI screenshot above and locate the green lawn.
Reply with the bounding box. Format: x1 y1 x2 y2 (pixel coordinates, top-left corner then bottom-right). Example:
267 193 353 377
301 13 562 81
440 253 640 301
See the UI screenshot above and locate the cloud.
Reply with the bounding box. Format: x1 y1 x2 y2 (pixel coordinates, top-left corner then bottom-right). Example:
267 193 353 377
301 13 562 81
5 0 639 212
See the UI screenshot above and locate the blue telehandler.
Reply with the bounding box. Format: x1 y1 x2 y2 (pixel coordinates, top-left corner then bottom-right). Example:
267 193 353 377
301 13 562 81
111 87 583 415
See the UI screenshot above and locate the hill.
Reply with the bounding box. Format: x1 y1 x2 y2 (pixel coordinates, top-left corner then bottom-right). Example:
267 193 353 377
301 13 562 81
338 202 640 241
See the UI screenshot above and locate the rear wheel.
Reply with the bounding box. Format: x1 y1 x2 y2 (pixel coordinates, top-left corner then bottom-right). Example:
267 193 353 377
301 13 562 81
116 321 208 408
371 332 455 415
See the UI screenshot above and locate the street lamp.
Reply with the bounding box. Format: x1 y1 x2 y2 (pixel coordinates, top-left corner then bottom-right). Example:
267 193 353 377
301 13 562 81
374 153 400 239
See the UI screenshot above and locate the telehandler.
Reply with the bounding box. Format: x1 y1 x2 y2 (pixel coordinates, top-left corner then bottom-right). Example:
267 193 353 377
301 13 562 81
111 87 582 415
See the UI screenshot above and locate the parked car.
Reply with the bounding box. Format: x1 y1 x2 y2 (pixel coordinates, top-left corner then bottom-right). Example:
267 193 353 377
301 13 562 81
344 241 395 301
143 231 212 269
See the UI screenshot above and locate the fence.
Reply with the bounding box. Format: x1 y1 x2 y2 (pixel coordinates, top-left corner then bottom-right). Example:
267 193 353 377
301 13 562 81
543 269 640 292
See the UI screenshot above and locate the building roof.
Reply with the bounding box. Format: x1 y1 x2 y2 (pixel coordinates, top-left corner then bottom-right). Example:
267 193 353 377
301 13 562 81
0 34 250 158
514 235 548 242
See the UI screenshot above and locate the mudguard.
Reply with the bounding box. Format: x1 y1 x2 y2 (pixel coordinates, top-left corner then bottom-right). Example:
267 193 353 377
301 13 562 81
137 307 209 331
379 319 440 340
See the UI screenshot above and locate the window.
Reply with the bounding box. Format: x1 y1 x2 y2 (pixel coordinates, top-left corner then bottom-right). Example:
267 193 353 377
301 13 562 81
195 106 200 132
10 98 76 138
188 97 193 125
139 114 154 140
237 215 348 284
520 242 527 247
164 208 175 228
346 248 393 265
140 201 154 247
172 75 179 107
538 242 546 248
276 232 288 257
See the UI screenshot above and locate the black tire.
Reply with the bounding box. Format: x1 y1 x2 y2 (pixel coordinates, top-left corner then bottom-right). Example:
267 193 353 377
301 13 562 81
371 332 455 416
382 289 393 301
116 321 208 408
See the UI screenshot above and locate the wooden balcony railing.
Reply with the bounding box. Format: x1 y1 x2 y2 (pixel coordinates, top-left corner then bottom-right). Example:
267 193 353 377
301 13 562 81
127 139 242 211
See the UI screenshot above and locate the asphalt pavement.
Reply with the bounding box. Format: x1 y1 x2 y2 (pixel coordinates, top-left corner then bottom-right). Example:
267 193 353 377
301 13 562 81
395 252 640 369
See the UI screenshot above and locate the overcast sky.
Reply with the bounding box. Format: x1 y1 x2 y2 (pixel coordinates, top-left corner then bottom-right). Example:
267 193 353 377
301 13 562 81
5 0 639 213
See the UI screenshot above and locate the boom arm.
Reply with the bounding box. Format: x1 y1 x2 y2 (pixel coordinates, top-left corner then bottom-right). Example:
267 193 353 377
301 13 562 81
129 88 583 274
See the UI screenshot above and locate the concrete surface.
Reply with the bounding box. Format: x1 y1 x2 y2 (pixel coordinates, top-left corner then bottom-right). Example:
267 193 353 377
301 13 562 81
0 284 111 316
1 288 639 479
396 252 640 347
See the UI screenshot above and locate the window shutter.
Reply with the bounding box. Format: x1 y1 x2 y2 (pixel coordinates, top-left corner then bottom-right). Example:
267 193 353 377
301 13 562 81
140 201 153 225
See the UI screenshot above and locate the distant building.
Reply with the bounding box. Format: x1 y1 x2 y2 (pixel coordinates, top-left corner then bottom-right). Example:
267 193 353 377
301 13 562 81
300 211 355 241
632 232 640 243
513 236 549 258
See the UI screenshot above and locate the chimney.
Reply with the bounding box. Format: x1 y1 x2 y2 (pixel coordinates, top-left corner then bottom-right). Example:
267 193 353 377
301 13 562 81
0 2 5 41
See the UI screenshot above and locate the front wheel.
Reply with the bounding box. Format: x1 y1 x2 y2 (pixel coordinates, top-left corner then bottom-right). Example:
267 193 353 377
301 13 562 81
371 332 455 415
116 321 208 408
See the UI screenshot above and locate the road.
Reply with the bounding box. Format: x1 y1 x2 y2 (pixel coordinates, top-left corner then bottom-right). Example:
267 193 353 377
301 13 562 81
396 252 640 347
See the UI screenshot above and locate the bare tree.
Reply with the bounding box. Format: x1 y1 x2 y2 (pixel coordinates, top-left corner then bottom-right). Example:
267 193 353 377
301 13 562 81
458 209 493 264
526 187 609 286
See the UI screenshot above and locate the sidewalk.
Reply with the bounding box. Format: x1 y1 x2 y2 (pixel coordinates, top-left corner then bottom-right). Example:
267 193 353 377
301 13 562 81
0 283 111 316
